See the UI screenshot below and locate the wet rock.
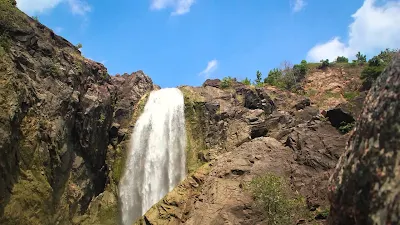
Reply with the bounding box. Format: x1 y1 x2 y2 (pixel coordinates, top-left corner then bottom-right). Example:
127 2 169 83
109 123 120 138
328 54 400 225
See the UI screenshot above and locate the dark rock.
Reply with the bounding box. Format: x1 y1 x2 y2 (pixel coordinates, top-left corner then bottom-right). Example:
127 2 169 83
335 91 367 119
294 98 311 110
235 86 275 115
325 107 355 128
109 123 120 138
328 53 400 225
315 213 328 220
203 79 221 88
250 121 268 139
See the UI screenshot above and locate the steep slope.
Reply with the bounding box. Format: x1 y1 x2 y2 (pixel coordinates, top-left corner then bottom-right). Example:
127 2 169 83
0 1 155 224
303 64 363 110
135 80 348 224
328 53 400 224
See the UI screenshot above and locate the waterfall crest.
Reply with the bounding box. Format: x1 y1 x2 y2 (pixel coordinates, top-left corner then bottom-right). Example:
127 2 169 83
119 88 187 225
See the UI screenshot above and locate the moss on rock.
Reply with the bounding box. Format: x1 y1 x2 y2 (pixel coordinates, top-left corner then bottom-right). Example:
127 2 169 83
179 87 208 173
1 170 53 225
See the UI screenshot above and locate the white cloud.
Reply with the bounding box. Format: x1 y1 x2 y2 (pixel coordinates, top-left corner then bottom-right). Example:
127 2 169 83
54 26 64 33
150 0 195 15
16 0 63 14
67 0 91 15
199 59 218 79
292 0 306 12
16 0 91 15
307 0 400 62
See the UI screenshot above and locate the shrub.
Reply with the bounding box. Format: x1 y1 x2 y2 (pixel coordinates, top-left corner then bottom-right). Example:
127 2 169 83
338 121 355 134
355 52 367 64
76 43 83 49
319 59 330 69
241 77 251 85
220 76 234 89
248 174 306 225
32 16 39 21
264 68 283 87
336 56 348 63
360 48 398 89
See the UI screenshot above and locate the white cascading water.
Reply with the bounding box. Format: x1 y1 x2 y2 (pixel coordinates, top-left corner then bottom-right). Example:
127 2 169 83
119 88 187 225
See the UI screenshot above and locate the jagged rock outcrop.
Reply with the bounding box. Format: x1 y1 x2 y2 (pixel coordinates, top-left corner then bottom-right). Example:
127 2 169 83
0 2 154 224
138 80 348 224
138 113 347 224
328 54 400 224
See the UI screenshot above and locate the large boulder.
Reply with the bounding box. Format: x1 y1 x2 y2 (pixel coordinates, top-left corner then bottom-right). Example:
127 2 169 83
328 53 400 224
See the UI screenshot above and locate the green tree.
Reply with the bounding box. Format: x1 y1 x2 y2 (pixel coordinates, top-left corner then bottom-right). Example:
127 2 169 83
319 59 330 69
241 77 251 85
293 60 307 82
336 56 349 63
356 52 367 63
254 70 263 86
360 48 398 90
264 68 282 86
76 43 83 49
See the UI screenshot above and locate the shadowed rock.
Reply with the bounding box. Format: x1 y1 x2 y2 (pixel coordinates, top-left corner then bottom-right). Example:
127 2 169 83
328 53 400 225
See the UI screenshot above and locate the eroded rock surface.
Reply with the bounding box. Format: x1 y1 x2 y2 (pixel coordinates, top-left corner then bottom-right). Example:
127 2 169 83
0 2 154 224
328 53 400 224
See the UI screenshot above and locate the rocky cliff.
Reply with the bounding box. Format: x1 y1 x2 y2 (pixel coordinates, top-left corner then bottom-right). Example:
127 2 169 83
3 1 397 225
134 79 350 224
328 53 400 224
0 1 155 224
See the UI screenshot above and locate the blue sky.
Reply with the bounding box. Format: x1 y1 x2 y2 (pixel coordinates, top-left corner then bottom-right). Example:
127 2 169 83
16 0 400 88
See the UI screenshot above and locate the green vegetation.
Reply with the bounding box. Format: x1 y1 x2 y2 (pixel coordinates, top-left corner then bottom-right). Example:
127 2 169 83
343 91 359 101
180 87 207 173
355 51 367 64
0 32 11 57
361 48 398 88
319 208 330 218
76 43 83 49
241 77 251 85
254 70 263 86
247 174 308 225
98 113 106 123
2 170 53 225
42 62 61 77
264 68 283 87
32 16 39 21
319 59 330 69
0 0 31 31
263 60 308 91
220 76 234 89
305 89 317 97
338 121 355 134
336 56 349 63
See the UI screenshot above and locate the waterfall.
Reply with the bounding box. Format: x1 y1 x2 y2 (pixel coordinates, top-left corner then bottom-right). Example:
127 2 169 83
119 88 187 225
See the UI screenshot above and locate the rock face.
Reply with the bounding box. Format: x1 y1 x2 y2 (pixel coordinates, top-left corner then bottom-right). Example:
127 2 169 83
328 54 400 224
138 81 348 224
0 2 154 224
